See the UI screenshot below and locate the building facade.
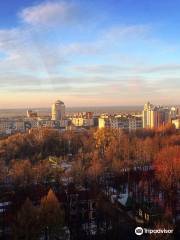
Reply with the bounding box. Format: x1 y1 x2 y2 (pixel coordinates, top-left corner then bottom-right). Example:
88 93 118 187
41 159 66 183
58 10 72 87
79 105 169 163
172 118 180 129
51 100 65 121
142 102 170 129
98 115 142 131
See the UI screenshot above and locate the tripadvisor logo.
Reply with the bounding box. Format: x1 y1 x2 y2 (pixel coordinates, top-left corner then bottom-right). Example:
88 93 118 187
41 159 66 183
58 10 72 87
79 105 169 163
135 226 174 236
135 227 143 235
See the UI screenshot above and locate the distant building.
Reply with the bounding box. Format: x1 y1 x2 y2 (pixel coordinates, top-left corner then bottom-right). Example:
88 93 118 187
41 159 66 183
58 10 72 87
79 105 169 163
70 112 94 128
27 109 38 118
71 116 94 128
0 120 25 135
93 116 99 127
142 102 154 128
142 102 169 128
129 116 143 130
25 120 39 130
24 119 69 130
98 116 110 129
172 118 180 129
51 100 65 121
111 116 129 129
40 119 68 129
71 117 84 127
0 121 13 135
169 107 179 119
98 115 142 131
14 121 25 132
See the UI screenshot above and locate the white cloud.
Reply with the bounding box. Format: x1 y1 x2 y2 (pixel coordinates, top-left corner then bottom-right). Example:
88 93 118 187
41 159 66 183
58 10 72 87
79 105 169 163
72 63 180 75
19 1 81 27
0 26 67 74
102 24 151 41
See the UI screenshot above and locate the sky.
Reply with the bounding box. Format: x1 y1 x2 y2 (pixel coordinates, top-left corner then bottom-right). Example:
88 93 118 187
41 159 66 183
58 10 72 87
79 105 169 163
0 0 180 108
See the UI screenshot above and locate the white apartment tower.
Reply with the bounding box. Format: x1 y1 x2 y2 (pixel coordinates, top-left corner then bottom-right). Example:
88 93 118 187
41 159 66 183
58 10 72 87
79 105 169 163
142 102 154 128
51 100 65 121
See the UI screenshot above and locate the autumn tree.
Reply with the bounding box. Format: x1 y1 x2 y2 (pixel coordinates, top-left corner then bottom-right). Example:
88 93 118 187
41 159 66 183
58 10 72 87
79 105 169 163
0 160 6 184
156 123 176 136
154 146 180 193
9 160 34 186
94 128 117 158
88 151 103 182
12 198 40 240
33 160 55 185
71 154 88 184
40 189 64 239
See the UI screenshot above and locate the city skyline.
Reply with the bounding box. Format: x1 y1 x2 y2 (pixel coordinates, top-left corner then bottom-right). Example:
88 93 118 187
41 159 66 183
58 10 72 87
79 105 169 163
0 0 180 108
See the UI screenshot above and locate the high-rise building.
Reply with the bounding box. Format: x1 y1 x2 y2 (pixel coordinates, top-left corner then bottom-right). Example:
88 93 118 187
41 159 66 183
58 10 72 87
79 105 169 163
142 102 154 128
142 102 169 128
51 100 65 121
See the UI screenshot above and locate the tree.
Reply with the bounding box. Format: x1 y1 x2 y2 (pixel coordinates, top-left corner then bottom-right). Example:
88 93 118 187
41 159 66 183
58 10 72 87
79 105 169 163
0 160 6 184
33 160 53 184
12 198 40 240
88 151 103 182
9 160 34 187
94 128 120 159
40 189 64 239
154 146 180 223
156 123 176 136
154 146 180 193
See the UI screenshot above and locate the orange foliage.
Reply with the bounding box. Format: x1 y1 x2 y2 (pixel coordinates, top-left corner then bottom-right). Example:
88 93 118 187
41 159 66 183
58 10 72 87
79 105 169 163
154 146 180 191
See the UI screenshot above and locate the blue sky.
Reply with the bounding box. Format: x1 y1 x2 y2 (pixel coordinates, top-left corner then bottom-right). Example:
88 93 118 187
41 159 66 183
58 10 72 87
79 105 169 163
0 0 180 108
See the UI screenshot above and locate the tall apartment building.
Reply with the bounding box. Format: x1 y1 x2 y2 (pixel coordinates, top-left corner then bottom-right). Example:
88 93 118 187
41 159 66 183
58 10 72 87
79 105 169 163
51 100 65 121
142 102 169 128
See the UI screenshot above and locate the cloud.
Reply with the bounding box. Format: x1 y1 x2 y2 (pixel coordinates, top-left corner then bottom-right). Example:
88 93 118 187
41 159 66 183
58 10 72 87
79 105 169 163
0 7 155 79
19 1 82 27
73 63 180 75
73 64 129 74
139 64 180 73
60 42 102 56
0 26 69 78
0 1 180 107
102 24 151 41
